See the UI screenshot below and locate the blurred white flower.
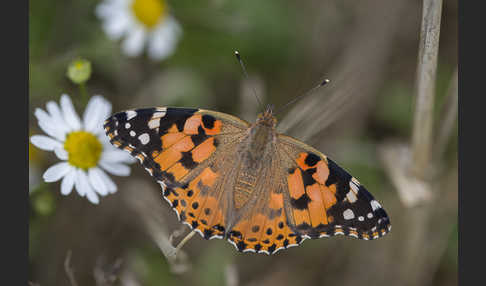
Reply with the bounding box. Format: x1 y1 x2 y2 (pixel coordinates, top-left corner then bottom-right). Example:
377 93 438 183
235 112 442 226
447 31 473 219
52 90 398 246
96 0 182 61
30 94 134 204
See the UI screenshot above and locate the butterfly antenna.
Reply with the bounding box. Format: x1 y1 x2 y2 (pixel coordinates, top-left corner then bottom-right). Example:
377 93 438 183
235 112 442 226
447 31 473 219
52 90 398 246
235 51 264 111
274 78 330 116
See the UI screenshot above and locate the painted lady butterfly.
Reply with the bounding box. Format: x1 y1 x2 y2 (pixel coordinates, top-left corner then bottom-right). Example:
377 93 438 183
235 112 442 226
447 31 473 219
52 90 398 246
104 106 391 254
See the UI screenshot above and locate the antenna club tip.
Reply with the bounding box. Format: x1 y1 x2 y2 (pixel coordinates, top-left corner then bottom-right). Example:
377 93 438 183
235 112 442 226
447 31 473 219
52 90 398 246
234 50 241 60
320 79 330 86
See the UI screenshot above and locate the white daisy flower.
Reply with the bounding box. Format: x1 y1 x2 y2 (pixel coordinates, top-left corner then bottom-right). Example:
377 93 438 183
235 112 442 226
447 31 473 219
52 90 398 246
30 94 135 204
96 0 182 61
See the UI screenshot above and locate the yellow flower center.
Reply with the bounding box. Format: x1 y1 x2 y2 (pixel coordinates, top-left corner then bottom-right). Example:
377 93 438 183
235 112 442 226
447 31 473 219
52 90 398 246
131 0 167 29
64 131 103 170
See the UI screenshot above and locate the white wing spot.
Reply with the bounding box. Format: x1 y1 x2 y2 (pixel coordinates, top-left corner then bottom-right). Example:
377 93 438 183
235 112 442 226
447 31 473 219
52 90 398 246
125 123 131 129
346 191 358 203
358 216 364 221
130 131 136 137
350 178 360 193
367 212 373 219
343 209 355 220
138 133 150 145
153 109 167 117
148 118 160 129
126 110 137 120
370 200 382 211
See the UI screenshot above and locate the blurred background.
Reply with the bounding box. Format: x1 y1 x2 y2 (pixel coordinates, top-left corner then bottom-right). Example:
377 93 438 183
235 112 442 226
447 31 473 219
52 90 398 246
29 0 457 285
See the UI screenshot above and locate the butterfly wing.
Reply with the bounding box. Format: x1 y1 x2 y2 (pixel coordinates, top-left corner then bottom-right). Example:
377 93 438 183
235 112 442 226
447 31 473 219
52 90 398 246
104 107 250 239
225 134 391 255
277 134 391 244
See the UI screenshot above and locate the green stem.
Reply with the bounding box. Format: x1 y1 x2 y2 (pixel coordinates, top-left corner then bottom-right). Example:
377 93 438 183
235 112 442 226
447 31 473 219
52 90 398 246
79 83 88 106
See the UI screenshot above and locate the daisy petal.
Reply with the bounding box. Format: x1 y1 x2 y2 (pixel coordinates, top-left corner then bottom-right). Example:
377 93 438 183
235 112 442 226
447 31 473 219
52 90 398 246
74 169 89 197
95 2 114 19
85 187 100 204
60 94 82 131
94 168 118 194
34 108 53 126
148 17 182 60
35 109 65 141
54 147 69 160
43 162 72 182
122 26 146 57
96 0 129 19
61 169 76 195
88 167 109 196
30 135 62 151
99 161 131 176
83 96 112 134
101 149 136 164
102 11 132 40
46 101 70 135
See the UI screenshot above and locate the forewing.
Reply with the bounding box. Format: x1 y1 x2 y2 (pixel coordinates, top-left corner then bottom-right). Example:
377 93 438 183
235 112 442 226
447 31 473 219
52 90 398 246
104 107 249 239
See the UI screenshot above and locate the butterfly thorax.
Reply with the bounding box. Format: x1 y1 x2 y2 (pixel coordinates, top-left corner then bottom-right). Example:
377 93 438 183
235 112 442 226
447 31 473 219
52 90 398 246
249 111 276 161
232 111 277 209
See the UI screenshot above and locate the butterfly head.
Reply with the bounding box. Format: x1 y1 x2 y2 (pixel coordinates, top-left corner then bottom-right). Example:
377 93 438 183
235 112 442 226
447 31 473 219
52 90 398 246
256 105 277 127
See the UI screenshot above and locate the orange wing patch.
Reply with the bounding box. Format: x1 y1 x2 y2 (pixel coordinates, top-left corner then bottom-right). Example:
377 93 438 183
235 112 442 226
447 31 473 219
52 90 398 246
163 165 226 240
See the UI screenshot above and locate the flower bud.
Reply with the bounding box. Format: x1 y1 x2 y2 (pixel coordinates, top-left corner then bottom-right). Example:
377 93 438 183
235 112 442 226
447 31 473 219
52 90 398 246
67 58 92 84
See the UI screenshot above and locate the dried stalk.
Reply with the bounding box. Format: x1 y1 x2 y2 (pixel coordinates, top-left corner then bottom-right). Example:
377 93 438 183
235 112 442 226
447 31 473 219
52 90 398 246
411 0 443 178
93 257 123 286
225 263 239 286
379 2 452 285
379 143 432 206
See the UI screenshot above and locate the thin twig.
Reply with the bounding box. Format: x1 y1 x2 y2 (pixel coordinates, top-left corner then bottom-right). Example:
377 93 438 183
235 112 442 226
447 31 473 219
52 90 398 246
93 256 123 286
64 250 78 286
168 230 197 258
411 0 443 178
225 263 239 286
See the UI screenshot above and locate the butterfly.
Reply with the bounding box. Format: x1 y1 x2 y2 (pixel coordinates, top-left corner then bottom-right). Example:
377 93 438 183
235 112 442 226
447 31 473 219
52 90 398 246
104 106 391 255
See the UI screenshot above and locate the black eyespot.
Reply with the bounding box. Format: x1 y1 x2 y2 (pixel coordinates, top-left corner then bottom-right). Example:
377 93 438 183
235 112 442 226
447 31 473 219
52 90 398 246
305 153 320 167
202 115 216 129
